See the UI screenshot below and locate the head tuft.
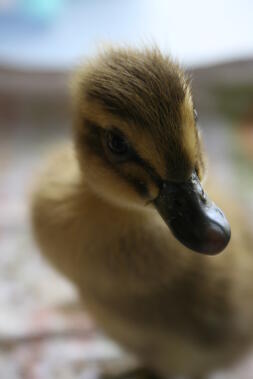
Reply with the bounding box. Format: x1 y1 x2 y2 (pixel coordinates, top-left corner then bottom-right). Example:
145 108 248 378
72 47 205 208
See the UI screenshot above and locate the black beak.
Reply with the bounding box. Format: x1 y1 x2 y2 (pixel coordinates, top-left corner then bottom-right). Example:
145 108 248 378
154 172 231 255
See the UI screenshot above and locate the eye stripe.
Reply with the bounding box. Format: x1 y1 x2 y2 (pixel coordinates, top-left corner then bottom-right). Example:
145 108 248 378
80 119 163 196
123 175 149 197
130 151 163 188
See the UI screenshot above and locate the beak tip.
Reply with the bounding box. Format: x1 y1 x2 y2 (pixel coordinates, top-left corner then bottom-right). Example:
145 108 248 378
199 220 231 255
167 212 231 255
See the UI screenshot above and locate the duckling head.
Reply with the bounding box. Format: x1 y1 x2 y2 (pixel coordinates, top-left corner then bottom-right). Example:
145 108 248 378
73 47 231 255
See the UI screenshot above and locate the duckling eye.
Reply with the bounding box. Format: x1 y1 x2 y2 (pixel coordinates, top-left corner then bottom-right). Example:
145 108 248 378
194 108 198 123
106 130 129 156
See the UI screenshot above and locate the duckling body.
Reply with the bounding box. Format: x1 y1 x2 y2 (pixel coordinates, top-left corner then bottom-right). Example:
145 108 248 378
31 48 253 378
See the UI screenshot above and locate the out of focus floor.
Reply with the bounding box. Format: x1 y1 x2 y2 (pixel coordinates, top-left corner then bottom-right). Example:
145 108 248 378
0 64 253 379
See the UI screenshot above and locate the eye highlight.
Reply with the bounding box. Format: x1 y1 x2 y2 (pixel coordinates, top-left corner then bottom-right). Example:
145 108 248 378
103 129 132 163
106 130 129 155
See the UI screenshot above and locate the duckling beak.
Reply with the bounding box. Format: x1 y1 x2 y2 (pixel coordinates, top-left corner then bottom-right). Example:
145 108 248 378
154 172 231 255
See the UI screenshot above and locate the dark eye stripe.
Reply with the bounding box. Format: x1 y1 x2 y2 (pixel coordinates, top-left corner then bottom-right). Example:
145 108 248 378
130 151 163 188
79 119 164 197
124 176 149 197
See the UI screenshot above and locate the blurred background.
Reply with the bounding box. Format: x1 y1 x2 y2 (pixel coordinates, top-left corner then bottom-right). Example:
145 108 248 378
0 1 253 378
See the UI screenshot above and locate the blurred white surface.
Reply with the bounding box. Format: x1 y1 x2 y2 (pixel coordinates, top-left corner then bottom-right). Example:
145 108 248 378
0 0 253 69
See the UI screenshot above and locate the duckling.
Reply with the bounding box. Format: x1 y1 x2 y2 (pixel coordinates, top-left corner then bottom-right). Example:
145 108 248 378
31 47 253 379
